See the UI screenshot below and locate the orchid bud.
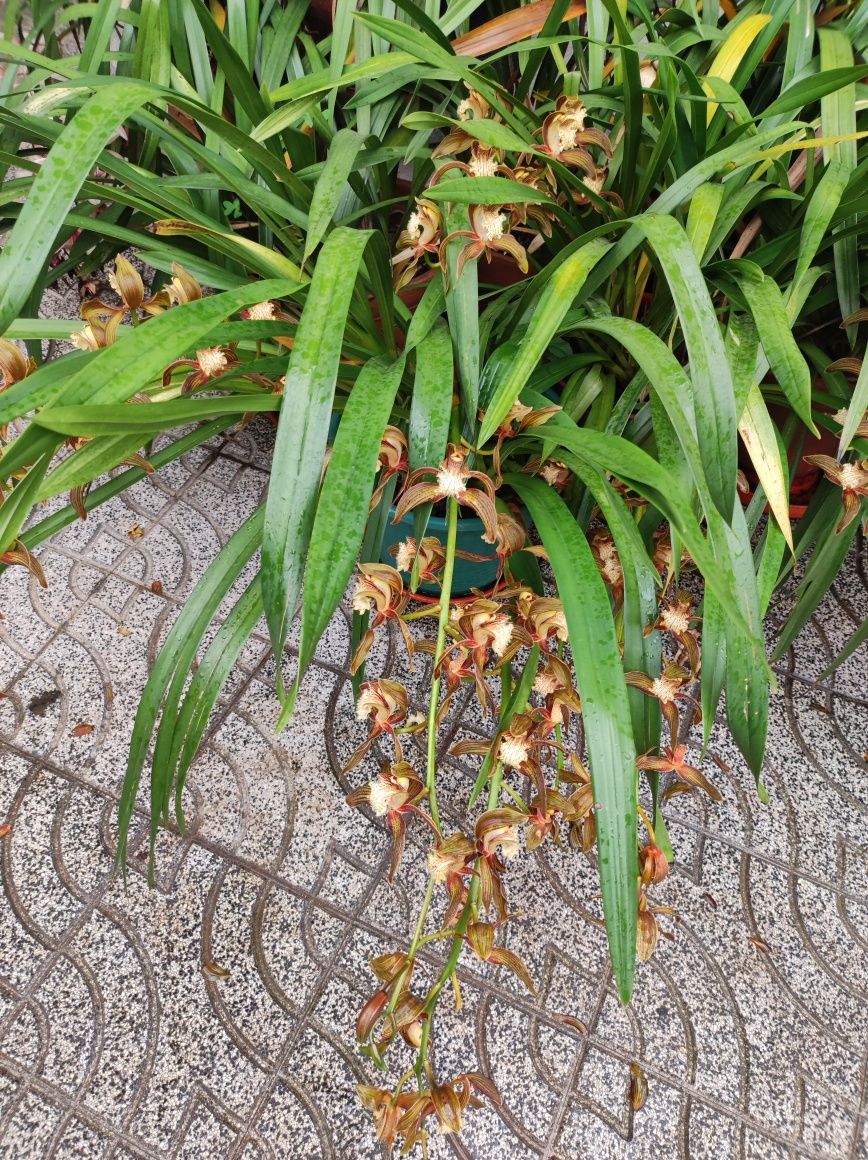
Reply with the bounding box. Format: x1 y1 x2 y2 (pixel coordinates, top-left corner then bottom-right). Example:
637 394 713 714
356 989 388 1041
640 843 669 885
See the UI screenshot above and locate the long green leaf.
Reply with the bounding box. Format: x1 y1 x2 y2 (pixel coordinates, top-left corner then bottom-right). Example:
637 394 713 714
409 319 453 474
168 579 264 828
731 262 815 432
32 393 280 436
0 81 157 334
0 453 51 553
839 354 868 458
504 473 638 1005
261 227 372 696
117 506 264 873
443 205 480 435
409 320 453 565
303 127 364 263
699 589 726 751
819 29 859 344
737 385 793 553
637 214 737 517
293 352 406 709
424 176 555 205
716 501 769 788
478 239 611 446
0 278 301 424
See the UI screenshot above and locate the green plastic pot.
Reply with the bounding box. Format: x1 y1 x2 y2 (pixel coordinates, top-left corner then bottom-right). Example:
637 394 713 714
380 507 500 596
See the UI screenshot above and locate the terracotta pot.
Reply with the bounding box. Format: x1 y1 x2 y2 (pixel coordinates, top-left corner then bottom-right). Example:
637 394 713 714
306 0 334 31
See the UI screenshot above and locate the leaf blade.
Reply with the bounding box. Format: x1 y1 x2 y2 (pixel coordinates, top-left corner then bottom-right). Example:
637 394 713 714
504 472 637 1004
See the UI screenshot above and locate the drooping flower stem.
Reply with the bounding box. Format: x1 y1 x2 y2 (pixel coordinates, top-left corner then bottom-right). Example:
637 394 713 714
423 494 460 833
414 755 507 1079
383 875 436 1023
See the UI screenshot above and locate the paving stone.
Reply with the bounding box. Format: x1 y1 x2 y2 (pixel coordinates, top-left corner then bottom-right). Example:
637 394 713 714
0 437 866 1158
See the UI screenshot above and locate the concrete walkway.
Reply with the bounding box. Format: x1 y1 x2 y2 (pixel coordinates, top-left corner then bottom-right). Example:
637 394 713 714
0 419 866 1159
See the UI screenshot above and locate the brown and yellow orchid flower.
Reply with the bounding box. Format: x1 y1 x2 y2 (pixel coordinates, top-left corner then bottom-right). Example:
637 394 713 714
647 588 700 673
829 405 868 442
804 454 868 532
636 890 659 962
164 262 203 305
239 300 284 322
539 458 572 490
626 662 696 742
652 529 694 577
433 141 507 182
562 755 598 853
524 787 575 851
427 598 516 712
455 711 561 806
415 639 480 719
162 344 238 394
536 95 614 176
475 807 523 919
110 255 170 315
392 198 443 290
533 653 582 735
493 507 528 561
370 950 411 987
431 84 495 159
346 761 437 880
465 919 536 992
506 164 559 239
79 256 170 339
390 1071 501 1149
427 832 476 926
350 562 413 674
0 338 36 442
489 401 560 483
389 535 447 585
439 204 529 285
452 598 515 666
570 163 623 209
357 1085 420 1148
513 588 569 651
637 742 721 802
590 530 625 611
394 444 500 544
344 678 409 772
70 317 118 351
495 711 562 804
369 425 409 511
0 338 35 391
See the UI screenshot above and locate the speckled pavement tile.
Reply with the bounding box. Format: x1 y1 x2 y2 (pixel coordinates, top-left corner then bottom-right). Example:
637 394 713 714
0 420 866 1159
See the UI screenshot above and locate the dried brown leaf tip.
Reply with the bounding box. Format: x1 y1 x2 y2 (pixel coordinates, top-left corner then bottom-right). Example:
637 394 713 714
127 524 145 541
0 823 11 839
629 1062 648 1111
554 1012 587 1035
201 961 231 980
71 723 94 737
749 936 772 956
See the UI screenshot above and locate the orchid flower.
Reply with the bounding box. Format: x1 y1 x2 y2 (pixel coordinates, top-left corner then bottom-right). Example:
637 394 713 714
394 445 500 544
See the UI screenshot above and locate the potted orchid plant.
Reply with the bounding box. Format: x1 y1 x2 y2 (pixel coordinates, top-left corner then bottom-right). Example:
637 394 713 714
1 0 866 1151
